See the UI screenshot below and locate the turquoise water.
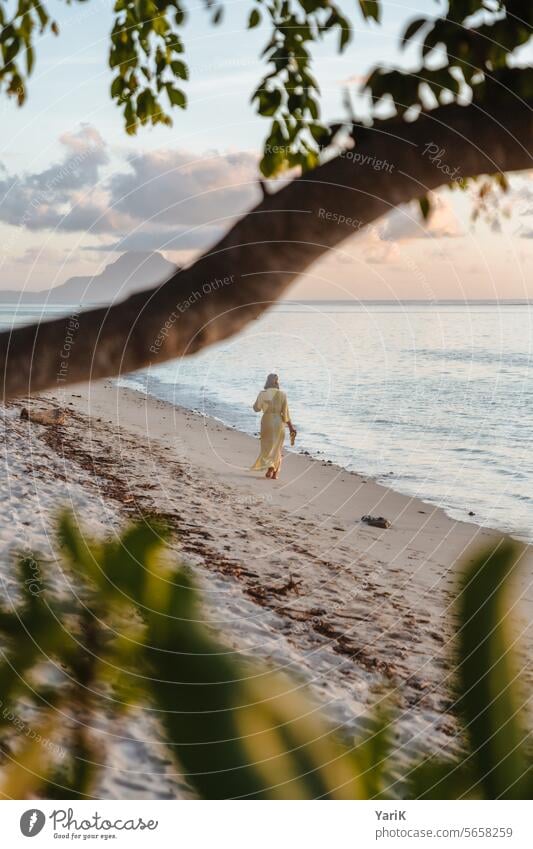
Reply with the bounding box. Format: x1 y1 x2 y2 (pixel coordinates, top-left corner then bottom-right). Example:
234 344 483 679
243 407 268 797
2 303 533 540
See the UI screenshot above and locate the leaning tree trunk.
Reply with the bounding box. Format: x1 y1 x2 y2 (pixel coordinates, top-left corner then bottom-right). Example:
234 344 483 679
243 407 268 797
1 96 531 400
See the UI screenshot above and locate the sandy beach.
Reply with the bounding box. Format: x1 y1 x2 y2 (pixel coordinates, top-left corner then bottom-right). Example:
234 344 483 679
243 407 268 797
2 380 532 798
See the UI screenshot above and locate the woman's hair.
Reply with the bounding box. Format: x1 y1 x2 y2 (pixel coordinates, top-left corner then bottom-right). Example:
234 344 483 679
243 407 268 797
264 373 280 389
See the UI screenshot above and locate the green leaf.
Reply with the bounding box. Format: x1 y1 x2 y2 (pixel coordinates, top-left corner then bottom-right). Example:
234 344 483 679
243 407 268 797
336 13 352 52
26 44 34 75
98 522 161 601
353 699 395 798
408 756 477 800
110 75 125 98
260 150 283 178
306 96 319 119
256 88 282 117
248 8 261 29
58 512 101 585
359 0 380 22
143 567 363 799
166 85 187 108
456 540 530 799
299 0 324 14
401 16 426 48
309 122 329 145
33 1 49 30
137 88 158 122
170 59 188 80
418 195 431 220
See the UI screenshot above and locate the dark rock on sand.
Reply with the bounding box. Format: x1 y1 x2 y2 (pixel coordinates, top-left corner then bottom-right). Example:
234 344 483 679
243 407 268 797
361 515 392 529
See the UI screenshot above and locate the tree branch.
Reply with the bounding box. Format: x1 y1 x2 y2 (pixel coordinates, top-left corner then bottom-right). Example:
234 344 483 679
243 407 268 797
2 97 531 400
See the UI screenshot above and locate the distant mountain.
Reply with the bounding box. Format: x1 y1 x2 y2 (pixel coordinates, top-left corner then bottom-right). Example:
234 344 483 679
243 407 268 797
0 251 177 305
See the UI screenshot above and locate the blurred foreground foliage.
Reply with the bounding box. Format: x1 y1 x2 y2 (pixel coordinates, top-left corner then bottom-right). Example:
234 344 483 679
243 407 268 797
0 514 530 799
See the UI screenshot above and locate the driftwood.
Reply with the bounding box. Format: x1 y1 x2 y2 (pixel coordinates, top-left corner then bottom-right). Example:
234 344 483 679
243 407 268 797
0 91 530 401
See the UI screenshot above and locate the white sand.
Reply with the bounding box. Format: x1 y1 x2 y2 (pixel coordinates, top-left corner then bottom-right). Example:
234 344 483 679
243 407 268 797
1 380 532 798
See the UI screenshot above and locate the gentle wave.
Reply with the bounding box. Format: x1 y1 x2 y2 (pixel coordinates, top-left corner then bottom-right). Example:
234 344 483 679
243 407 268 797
411 347 533 367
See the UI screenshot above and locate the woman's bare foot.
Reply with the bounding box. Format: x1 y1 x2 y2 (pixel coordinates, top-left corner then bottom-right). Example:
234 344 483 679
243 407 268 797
271 469 279 480
266 467 274 479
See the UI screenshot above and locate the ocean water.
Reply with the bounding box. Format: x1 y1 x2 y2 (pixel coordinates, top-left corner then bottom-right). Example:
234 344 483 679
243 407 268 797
2 303 532 541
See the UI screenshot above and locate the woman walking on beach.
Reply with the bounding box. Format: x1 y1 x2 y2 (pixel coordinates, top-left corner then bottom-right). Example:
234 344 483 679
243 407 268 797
251 373 296 480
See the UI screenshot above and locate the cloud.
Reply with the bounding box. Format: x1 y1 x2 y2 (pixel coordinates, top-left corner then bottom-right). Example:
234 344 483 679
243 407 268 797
0 125 110 232
13 246 64 265
85 225 224 253
59 125 104 154
0 128 260 251
91 147 260 250
351 193 464 267
378 195 463 241
108 149 259 227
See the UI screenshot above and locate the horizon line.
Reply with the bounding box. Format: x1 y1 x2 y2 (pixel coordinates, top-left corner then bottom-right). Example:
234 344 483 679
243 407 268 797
281 298 533 305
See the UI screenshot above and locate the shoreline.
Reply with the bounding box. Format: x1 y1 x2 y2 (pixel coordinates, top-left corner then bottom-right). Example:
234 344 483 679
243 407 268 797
74 380 489 540
117 378 531 545
2 380 533 796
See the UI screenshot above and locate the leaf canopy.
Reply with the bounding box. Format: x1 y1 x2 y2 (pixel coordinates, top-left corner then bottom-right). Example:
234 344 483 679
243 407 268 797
0 1 530 177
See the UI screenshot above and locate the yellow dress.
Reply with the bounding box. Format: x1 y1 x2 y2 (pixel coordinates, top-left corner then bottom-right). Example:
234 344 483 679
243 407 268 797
251 388 290 472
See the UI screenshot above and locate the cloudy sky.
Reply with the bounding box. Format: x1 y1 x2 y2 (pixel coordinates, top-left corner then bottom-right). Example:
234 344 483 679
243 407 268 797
1 0 532 300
